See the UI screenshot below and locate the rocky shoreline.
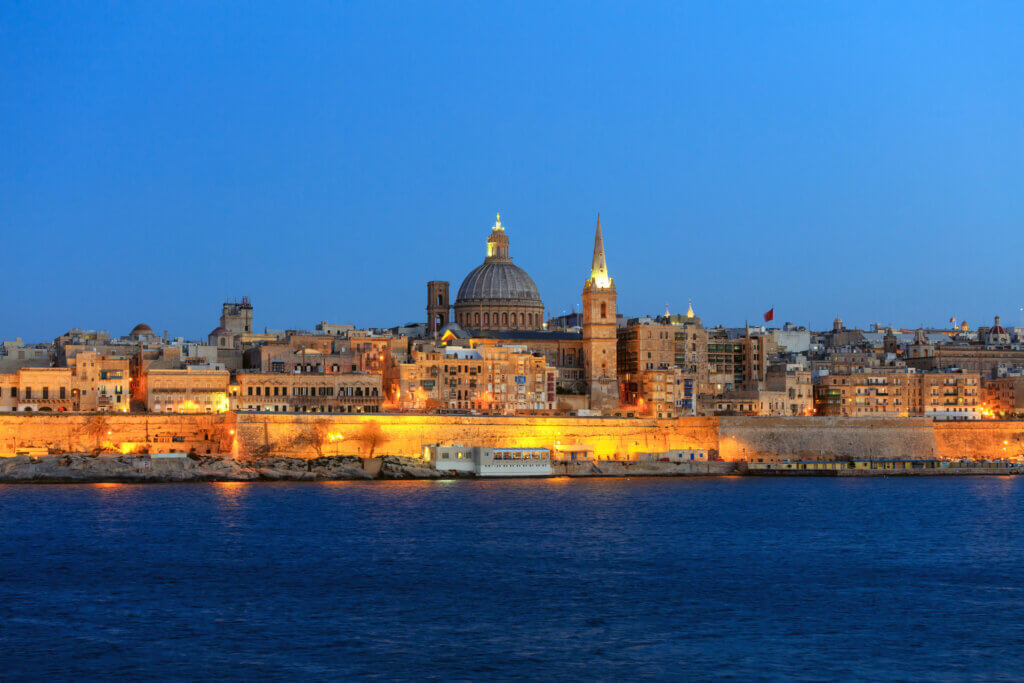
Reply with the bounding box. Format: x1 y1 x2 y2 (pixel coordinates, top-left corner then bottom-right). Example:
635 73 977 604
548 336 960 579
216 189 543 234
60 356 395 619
0 453 740 483
2 453 1016 483
0 453 461 483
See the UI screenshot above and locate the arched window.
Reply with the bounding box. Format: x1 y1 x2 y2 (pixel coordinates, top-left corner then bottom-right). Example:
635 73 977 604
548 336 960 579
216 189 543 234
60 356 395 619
600 302 607 319
475 313 480 325
502 312 508 326
519 313 524 326
437 294 443 306
484 313 490 326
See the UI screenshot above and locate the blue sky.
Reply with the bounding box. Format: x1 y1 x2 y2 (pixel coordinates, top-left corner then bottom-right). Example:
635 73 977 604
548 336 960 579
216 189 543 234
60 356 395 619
2 2 1023 341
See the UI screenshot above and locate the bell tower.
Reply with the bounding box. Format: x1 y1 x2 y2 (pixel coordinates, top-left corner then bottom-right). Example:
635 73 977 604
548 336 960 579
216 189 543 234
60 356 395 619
427 281 450 337
581 215 619 414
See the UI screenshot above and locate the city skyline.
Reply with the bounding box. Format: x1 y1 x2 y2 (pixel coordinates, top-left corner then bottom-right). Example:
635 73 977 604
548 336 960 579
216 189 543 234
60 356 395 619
4 3 1024 340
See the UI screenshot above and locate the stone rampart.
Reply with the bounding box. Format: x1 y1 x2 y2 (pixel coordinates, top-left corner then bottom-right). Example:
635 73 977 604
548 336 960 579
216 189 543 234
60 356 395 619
230 413 720 461
0 413 231 456
933 421 1024 460
2 413 1024 463
718 416 941 462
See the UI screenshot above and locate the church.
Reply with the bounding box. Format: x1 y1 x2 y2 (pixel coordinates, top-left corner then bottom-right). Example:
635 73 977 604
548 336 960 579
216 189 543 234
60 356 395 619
425 213 620 413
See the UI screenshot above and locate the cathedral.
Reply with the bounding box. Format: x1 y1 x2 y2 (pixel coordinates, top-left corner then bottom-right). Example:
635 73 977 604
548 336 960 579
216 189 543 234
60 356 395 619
425 213 620 413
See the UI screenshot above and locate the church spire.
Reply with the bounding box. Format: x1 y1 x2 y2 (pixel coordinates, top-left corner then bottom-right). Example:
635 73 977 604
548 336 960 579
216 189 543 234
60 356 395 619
589 214 611 289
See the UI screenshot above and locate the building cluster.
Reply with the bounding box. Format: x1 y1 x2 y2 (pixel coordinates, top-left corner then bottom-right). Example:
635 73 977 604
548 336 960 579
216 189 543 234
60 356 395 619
3 213 1023 421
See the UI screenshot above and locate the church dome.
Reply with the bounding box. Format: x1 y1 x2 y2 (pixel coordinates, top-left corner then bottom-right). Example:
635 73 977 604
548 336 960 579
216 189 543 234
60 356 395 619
456 261 542 304
130 323 154 337
451 213 545 331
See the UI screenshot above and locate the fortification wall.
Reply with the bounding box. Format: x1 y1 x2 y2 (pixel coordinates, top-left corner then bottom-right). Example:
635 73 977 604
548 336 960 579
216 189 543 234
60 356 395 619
933 421 1024 460
0 414 231 456
718 416 941 462
2 413 1022 463
230 413 720 461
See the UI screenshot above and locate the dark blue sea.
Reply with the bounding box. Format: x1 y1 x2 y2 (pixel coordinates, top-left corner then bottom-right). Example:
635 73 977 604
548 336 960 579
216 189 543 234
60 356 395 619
3 477 1024 680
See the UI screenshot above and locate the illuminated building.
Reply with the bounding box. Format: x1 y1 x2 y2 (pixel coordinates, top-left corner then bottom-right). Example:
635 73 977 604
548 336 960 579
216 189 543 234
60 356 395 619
392 342 556 414
446 213 546 331
140 366 231 413
424 444 553 477
0 368 74 412
982 376 1024 416
68 351 130 412
233 371 382 413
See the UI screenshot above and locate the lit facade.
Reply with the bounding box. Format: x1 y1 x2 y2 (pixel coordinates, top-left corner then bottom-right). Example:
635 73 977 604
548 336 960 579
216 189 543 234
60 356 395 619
234 372 382 413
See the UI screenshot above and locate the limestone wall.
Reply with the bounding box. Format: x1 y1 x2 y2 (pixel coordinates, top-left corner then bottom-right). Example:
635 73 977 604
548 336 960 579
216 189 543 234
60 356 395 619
230 413 720 461
2 413 1023 463
0 414 231 456
718 416 940 462
934 421 1024 460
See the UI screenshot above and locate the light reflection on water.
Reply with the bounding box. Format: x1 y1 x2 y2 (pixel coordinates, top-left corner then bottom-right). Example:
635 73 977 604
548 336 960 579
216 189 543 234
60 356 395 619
1 477 1024 679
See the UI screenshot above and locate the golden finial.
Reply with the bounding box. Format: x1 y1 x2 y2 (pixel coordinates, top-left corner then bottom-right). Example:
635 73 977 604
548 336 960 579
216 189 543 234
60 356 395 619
686 298 695 319
493 212 503 231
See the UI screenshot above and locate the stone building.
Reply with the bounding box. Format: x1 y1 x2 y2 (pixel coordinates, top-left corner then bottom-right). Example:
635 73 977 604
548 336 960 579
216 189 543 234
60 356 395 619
68 351 130 412
139 366 231 413
391 342 556 414
706 327 778 392
0 368 74 412
233 372 382 414
814 369 981 419
982 376 1024 416
220 297 253 338
0 338 52 372
0 358 132 413
618 319 685 418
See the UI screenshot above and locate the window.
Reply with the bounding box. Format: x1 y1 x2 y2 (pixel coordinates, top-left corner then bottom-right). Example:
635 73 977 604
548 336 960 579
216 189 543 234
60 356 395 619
600 302 607 319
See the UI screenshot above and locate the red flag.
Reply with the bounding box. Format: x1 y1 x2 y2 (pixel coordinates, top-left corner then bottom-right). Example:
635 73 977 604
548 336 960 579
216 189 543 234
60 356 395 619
763 308 774 322
949 317 955 323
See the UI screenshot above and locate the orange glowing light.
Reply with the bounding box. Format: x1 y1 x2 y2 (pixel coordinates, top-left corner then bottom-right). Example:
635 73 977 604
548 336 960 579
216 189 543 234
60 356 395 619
177 399 200 413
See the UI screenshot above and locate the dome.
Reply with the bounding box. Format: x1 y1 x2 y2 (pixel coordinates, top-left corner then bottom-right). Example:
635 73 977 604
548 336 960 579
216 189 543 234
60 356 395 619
209 326 229 336
130 323 154 336
456 261 542 304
